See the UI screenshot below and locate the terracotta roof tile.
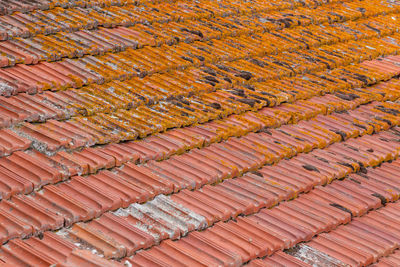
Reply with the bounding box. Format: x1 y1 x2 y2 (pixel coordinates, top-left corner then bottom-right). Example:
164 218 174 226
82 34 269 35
374 249 400 266
247 251 313 267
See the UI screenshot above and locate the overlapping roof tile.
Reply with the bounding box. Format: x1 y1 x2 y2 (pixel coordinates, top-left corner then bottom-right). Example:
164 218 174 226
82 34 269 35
0 0 400 266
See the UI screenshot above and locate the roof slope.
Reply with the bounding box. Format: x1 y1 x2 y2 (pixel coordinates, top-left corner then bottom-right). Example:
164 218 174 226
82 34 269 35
0 0 399 266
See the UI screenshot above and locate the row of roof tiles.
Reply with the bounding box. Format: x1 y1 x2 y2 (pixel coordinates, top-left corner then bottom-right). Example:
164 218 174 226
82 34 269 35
0 0 148 16
0 32 398 133
0 231 122 266
285 245 349 267
0 0 395 67
248 251 313 267
1 11 399 95
0 0 345 37
0 80 378 199
6 56 399 156
0 54 395 140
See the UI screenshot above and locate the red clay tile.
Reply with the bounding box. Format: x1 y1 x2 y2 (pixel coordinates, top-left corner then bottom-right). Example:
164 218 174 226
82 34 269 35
37 185 95 224
87 170 151 207
98 143 140 166
86 213 155 254
0 151 61 188
0 164 33 198
58 176 121 215
115 163 173 196
248 251 312 267
4 194 64 232
374 249 400 266
65 249 124 267
0 129 31 156
70 222 126 259
0 238 57 266
18 123 68 151
0 207 32 243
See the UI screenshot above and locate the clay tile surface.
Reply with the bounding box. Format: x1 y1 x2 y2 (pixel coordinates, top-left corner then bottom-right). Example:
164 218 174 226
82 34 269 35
2 0 400 266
